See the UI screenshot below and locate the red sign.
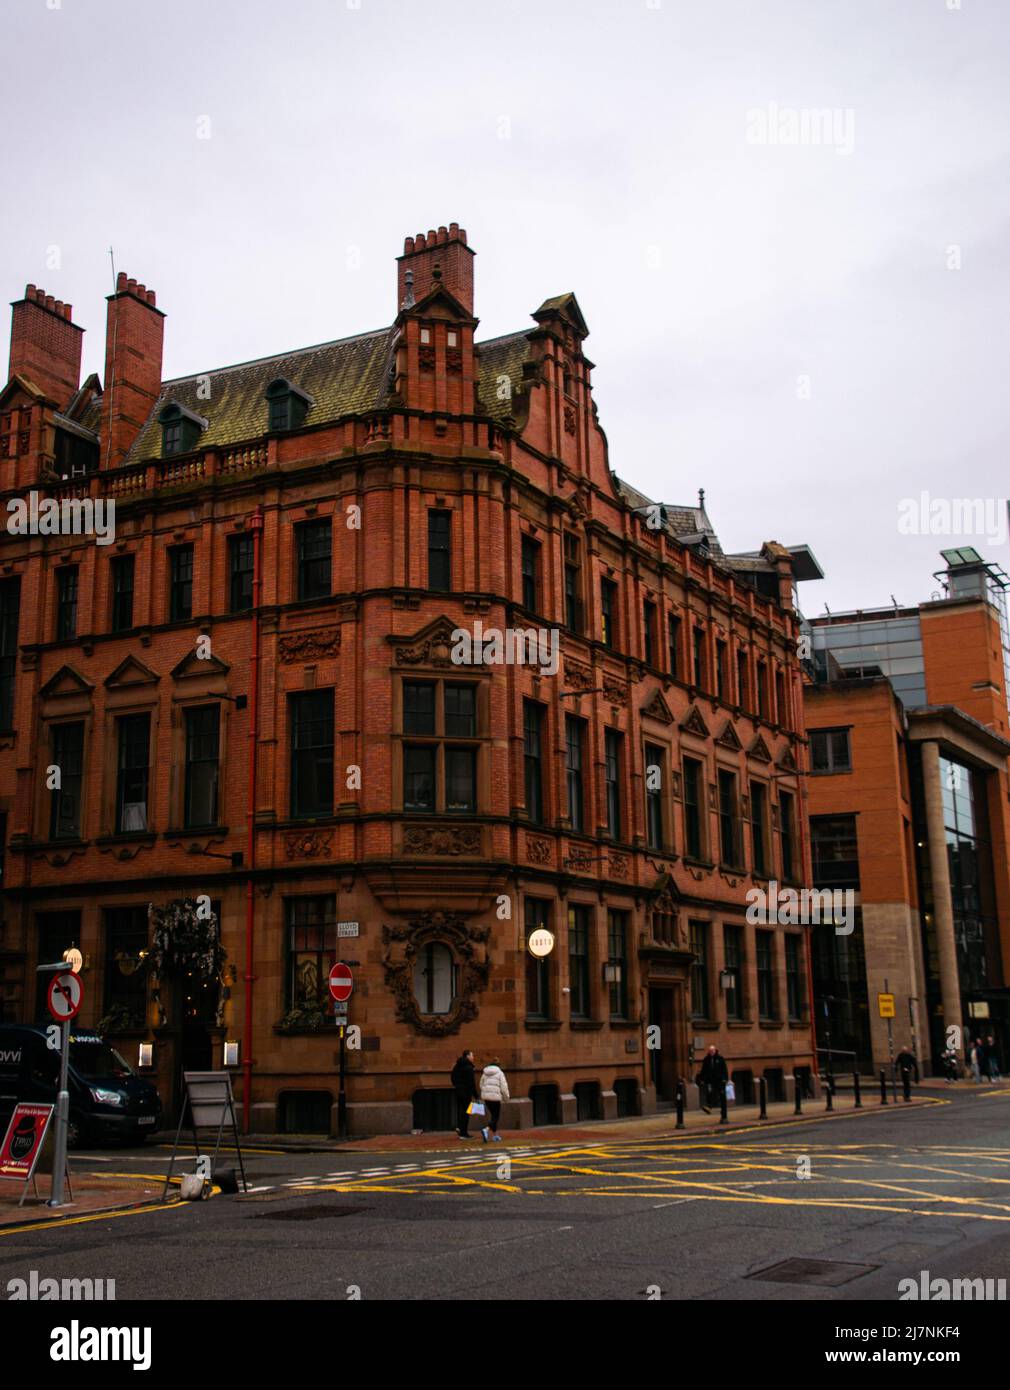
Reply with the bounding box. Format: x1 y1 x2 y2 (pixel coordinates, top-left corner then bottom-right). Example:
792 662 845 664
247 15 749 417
0 1103 54 1181
328 963 353 1003
47 970 82 1022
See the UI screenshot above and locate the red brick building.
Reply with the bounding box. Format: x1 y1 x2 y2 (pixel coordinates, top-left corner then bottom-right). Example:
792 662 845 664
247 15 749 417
0 226 821 1134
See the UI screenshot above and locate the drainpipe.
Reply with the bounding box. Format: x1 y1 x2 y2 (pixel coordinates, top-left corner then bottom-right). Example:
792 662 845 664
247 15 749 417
794 732 820 1083
243 507 264 1130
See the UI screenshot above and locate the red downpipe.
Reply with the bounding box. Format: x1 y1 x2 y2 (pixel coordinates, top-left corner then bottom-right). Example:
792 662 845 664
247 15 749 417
243 508 264 1130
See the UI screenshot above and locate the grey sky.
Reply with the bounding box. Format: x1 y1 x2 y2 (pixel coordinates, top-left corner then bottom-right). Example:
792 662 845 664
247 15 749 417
5 0 1008 613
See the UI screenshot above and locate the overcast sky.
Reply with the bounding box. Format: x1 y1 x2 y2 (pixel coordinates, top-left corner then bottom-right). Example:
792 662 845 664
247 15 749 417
5 0 1008 614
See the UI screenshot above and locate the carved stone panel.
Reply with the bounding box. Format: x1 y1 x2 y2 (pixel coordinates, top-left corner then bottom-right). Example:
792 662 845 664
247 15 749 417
279 629 341 663
402 824 481 856
382 911 491 1037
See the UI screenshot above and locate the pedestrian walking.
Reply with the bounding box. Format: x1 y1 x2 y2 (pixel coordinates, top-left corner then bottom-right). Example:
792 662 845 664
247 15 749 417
940 1046 959 1082
977 1037 992 1082
986 1035 1001 1081
970 1039 982 1083
697 1045 729 1114
478 1058 510 1142
895 1045 919 1085
451 1048 480 1139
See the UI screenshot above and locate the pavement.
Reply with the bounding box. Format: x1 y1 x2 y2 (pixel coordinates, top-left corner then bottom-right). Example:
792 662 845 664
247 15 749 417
0 1172 175 1228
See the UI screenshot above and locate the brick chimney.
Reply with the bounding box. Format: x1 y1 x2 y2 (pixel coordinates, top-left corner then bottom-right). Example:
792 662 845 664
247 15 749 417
8 285 84 406
101 271 165 468
397 224 475 317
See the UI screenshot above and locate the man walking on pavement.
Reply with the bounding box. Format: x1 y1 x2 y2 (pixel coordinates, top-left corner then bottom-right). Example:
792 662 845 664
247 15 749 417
451 1048 480 1139
895 1044 919 1086
697 1045 729 1114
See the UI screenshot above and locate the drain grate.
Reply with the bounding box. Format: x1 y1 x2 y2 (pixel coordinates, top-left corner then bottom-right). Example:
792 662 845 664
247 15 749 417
251 1203 370 1221
747 1257 878 1287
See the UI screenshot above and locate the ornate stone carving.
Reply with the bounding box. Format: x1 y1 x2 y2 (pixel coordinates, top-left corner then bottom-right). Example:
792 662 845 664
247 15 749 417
382 910 491 1037
642 688 674 724
777 744 797 772
446 348 463 375
565 842 595 873
716 719 743 750
563 404 577 435
563 658 594 691
748 732 773 762
285 830 333 859
392 616 477 669
418 346 436 371
603 676 628 707
525 834 552 864
681 704 710 738
279 628 341 663
607 851 628 880
402 824 480 856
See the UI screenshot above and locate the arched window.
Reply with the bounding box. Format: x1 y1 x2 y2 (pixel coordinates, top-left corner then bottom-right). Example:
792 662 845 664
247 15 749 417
412 942 456 1015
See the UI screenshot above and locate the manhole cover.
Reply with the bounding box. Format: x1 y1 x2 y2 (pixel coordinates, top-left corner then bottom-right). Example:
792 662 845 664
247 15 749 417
250 1203 370 1221
747 1258 878 1287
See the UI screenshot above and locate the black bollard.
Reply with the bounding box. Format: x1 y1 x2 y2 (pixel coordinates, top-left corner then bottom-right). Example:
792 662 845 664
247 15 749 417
853 1071 862 1108
758 1076 767 1120
880 1068 888 1104
719 1082 729 1125
793 1072 802 1115
675 1078 685 1130
901 1067 912 1103
825 1080 833 1112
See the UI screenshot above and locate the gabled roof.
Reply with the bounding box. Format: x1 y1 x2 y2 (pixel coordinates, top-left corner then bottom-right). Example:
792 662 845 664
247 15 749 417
612 477 726 558
533 292 589 337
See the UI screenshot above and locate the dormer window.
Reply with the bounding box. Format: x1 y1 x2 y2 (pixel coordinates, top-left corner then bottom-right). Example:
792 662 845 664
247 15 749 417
266 378 313 433
158 402 207 457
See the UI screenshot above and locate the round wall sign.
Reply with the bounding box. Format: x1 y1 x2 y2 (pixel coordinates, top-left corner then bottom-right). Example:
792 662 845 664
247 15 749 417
63 947 83 973
527 928 555 958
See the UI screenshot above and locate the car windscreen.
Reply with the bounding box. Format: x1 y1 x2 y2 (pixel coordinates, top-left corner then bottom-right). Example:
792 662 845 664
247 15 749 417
69 1037 135 1081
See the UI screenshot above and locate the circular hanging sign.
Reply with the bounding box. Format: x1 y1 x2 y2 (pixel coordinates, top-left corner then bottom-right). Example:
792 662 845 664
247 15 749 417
63 947 84 973
527 929 555 959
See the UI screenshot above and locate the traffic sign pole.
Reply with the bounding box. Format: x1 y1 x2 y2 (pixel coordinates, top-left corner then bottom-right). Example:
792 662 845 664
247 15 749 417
48 1015 70 1208
328 962 354 1140
337 1016 348 1140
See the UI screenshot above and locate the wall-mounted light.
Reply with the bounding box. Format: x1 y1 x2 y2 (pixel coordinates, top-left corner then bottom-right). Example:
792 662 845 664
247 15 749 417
720 970 734 990
603 963 623 985
224 1040 240 1068
138 1042 154 1069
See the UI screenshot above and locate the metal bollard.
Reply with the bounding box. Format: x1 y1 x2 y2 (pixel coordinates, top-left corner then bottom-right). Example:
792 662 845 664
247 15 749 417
853 1071 862 1109
758 1076 767 1120
793 1072 802 1115
825 1079 833 1111
901 1067 912 1103
719 1082 729 1125
880 1068 888 1105
675 1078 685 1130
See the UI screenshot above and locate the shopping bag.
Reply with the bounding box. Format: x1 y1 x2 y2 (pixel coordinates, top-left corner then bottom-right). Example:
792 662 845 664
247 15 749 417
725 1081 736 1103
467 1101 486 1116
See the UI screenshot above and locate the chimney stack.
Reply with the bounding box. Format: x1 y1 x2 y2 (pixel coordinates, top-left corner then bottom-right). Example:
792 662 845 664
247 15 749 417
7 284 84 407
397 223 475 317
101 270 165 468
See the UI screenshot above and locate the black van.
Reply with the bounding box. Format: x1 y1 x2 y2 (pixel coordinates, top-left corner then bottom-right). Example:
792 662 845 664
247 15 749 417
0 1025 162 1147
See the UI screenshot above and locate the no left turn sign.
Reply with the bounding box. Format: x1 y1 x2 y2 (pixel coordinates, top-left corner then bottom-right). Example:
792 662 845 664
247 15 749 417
47 970 83 1022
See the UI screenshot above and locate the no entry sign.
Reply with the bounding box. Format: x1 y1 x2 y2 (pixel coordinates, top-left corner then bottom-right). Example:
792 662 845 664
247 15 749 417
47 969 82 1022
328 963 353 1003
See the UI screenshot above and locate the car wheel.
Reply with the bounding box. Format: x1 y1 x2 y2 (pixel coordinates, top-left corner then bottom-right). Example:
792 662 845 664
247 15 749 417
66 1116 83 1149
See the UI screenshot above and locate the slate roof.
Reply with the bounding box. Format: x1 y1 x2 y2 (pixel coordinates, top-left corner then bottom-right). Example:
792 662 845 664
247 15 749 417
612 476 726 558
125 327 399 462
475 331 532 421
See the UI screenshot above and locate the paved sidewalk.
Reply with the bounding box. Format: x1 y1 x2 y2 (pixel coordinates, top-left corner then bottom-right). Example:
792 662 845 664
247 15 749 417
0 1173 174 1229
243 1089 940 1155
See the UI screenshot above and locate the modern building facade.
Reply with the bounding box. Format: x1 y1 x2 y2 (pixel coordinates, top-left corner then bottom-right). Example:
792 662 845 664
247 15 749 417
0 226 820 1133
805 549 1010 1076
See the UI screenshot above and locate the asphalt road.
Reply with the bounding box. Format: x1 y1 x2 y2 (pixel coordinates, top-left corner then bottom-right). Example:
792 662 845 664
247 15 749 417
3 1089 1010 1301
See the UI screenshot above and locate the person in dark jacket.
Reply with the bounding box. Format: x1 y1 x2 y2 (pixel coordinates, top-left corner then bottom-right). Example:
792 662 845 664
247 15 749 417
451 1049 480 1139
895 1046 919 1084
697 1046 729 1113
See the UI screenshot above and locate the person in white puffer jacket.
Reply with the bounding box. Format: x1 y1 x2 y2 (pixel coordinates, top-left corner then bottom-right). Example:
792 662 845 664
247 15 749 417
479 1059 510 1142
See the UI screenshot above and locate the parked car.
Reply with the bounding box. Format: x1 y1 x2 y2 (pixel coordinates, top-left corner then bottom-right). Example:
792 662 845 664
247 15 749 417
0 1024 161 1147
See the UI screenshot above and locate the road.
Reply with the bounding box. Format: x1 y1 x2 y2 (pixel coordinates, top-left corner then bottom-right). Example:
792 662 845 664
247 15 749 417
3 1089 1010 1301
